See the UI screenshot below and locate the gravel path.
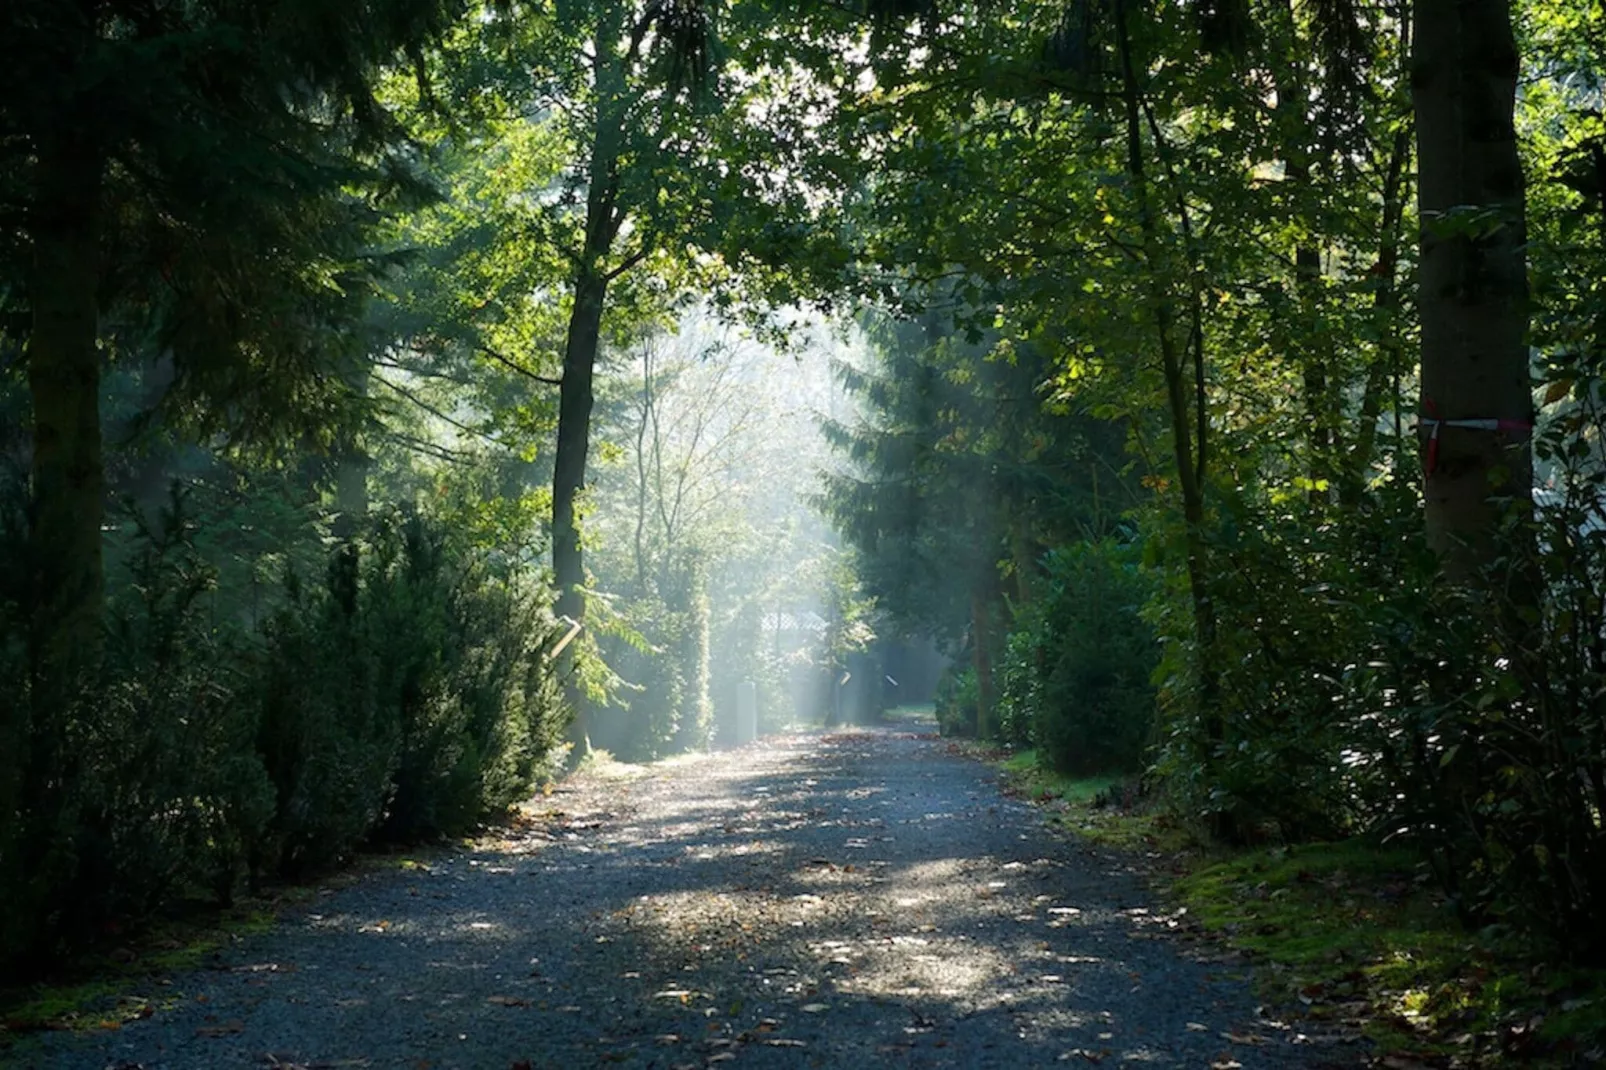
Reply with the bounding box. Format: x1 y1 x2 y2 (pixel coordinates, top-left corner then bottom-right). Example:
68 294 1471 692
15 727 1366 1069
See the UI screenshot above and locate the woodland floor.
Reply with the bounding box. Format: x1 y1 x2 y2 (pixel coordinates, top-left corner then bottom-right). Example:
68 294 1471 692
10 720 1368 1069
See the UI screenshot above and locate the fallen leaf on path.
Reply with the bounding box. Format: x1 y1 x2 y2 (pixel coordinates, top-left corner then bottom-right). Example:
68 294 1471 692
196 1020 245 1037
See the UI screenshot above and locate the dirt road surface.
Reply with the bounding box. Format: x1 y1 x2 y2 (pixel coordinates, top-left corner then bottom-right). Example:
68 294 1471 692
15 726 1365 1069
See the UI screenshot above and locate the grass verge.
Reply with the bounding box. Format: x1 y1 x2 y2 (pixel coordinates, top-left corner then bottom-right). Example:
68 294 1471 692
993 747 1606 1068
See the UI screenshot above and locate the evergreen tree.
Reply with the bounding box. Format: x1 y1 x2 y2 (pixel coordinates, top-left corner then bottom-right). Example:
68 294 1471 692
2 0 460 684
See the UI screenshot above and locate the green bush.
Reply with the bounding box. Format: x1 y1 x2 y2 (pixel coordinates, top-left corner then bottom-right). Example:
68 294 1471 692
366 511 562 841
0 492 565 977
1147 481 1426 843
995 627 1040 747
595 558 712 761
999 540 1157 774
253 551 397 878
0 493 274 968
934 665 979 737
255 506 566 870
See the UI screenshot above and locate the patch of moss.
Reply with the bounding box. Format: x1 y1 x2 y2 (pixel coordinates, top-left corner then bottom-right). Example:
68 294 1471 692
1170 841 1606 1063
995 748 1193 853
0 902 277 1042
1006 752 1118 804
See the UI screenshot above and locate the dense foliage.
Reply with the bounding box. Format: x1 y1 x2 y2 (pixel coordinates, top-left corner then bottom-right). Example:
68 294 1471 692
0 484 565 970
813 0 1606 970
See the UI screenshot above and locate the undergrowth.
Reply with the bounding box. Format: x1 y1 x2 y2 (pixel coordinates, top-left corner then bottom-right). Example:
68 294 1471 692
994 748 1606 1068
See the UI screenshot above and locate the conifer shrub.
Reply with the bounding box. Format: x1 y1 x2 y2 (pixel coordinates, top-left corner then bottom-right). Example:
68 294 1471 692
366 509 564 842
0 493 565 977
0 493 274 968
253 550 397 877
254 506 566 868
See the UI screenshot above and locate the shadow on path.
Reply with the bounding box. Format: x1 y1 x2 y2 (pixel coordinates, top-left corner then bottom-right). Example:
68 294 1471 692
20 727 1366 1069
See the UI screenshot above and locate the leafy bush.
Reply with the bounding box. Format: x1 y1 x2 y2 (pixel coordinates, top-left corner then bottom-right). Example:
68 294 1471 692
995 626 1040 747
1139 476 1436 843
1328 410 1606 961
998 540 1158 774
935 665 979 737
594 559 711 761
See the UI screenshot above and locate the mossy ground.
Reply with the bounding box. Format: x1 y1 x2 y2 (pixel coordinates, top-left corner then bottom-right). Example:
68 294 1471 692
994 747 1606 1068
0 838 466 1047
0 902 278 1045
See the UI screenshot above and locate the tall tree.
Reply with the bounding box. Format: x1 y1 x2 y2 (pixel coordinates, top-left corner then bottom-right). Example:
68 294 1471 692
1412 0 1532 576
2 0 458 692
447 0 868 752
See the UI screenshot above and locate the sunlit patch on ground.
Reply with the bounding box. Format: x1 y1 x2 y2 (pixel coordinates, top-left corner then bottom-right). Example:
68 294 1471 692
11 727 1346 1069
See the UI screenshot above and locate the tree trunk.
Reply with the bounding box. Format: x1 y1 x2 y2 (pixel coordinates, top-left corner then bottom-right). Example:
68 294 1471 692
1009 507 1036 606
551 24 632 763
9 130 105 965
553 266 607 758
971 588 993 740
1267 0 1337 495
553 270 606 625
1412 0 1531 579
1345 126 1413 505
334 366 370 540
27 130 106 701
1294 242 1336 494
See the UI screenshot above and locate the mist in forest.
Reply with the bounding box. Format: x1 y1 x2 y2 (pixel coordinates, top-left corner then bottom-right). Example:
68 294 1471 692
579 308 927 759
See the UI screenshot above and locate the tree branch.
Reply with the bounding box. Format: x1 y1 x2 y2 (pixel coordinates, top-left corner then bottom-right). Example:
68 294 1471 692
605 242 652 282
374 375 504 446
385 430 470 463
478 345 562 385
372 357 475 387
